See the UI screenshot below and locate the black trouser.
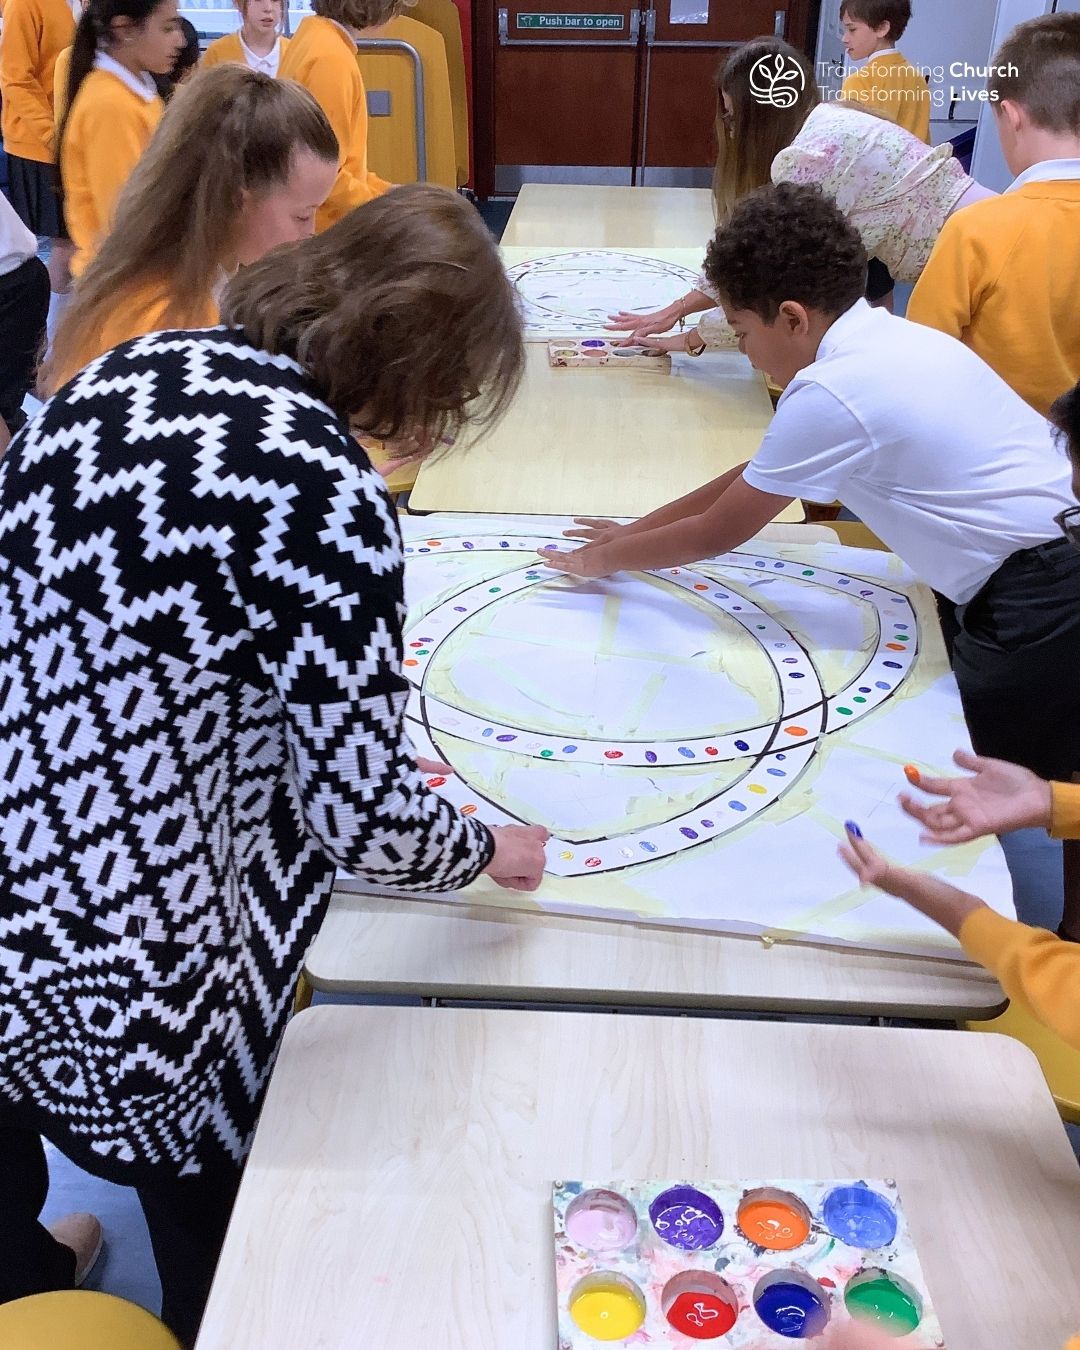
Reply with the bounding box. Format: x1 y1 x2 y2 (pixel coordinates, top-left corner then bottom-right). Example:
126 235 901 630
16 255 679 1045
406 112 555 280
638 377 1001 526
953 537 1080 781
0 1124 243 1349
0 255 49 437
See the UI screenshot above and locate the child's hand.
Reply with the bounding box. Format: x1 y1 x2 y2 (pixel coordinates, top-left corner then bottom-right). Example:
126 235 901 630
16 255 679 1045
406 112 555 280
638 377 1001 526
629 332 690 354
536 545 614 579
839 830 904 896
816 1323 901 1350
562 517 622 545
605 302 681 339
900 749 1053 843
839 826 984 938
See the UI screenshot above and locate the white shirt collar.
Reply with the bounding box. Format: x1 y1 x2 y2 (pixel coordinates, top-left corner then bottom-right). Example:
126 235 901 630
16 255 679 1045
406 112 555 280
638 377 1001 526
239 32 280 76
810 298 875 365
93 50 159 102
1007 159 1080 192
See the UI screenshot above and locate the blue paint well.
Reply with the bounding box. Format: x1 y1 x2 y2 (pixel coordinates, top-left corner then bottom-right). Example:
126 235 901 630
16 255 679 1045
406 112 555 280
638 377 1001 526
822 1185 898 1249
755 1281 827 1338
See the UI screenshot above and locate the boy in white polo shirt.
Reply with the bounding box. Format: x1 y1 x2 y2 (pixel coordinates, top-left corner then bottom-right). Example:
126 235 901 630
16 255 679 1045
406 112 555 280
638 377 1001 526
0 191 49 454
545 181 1080 937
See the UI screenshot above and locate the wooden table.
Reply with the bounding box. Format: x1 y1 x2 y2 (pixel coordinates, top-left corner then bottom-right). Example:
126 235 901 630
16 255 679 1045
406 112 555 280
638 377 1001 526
409 344 791 518
196 1006 1080 1349
306 886 1004 1020
502 183 716 248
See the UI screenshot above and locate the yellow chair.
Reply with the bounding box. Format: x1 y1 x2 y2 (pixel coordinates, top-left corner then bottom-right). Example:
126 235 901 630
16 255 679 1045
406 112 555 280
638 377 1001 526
409 0 470 188
829 521 889 552
0 1290 182 1350
358 15 457 189
964 1003 1080 1125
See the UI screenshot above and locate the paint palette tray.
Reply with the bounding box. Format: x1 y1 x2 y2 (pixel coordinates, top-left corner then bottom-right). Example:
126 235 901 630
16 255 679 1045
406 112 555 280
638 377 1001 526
547 339 672 371
554 1179 944 1347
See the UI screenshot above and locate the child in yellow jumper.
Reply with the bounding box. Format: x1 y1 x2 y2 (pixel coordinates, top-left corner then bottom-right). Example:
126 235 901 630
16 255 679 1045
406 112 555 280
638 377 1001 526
202 0 289 77
908 14 1080 418
839 0 930 144
58 0 184 276
278 0 401 231
841 381 1080 1050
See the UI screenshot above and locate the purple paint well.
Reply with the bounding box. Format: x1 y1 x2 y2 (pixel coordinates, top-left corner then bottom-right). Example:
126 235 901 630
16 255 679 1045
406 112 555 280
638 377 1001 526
648 1186 724 1251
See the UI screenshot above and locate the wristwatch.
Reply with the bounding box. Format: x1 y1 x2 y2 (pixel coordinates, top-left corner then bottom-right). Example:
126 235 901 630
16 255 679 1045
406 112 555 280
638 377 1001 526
685 328 707 358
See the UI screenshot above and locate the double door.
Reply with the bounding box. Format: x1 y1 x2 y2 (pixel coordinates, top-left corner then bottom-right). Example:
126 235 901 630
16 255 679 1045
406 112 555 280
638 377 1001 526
479 0 812 194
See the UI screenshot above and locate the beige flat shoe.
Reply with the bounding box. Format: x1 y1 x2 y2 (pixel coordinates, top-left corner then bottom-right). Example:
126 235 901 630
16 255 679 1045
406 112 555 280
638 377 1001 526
46 1212 104 1286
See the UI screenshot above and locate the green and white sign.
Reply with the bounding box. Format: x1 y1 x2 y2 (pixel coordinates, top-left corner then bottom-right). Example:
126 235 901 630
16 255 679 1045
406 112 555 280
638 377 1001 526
517 12 625 29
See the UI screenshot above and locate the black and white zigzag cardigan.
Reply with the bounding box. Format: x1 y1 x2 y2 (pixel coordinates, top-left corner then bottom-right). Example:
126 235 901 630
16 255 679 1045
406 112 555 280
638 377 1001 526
0 328 493 1183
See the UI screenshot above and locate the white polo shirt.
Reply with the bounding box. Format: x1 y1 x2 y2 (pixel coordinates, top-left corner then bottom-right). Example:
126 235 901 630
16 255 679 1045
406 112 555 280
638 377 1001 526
742 300 1074 604
0 193 37 280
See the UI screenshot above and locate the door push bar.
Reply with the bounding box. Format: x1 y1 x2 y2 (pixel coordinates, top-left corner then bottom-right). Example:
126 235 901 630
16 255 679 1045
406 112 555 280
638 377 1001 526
354 38 428 182
498 7 642 46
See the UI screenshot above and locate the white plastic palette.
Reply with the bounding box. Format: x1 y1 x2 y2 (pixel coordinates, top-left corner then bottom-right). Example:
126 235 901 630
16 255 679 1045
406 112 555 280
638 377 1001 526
553 1179 944 1347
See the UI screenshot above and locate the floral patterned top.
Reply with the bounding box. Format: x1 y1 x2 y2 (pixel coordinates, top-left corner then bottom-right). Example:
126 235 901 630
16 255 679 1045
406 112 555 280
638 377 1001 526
699 102 974 346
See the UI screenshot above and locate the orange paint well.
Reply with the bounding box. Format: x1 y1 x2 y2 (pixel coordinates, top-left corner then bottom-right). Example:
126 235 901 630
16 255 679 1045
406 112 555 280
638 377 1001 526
737 1199 811 1251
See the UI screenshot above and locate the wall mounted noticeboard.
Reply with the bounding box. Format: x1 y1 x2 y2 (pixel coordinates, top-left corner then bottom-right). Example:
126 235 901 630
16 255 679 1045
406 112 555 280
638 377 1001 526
516 11 626 27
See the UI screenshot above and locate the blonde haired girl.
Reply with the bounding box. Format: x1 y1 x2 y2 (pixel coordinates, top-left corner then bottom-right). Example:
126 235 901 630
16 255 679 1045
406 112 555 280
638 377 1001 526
203 0 289 77
44 63 338 393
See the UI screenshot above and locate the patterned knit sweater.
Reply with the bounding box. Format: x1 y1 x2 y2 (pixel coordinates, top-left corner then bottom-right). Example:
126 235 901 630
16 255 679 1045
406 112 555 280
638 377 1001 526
0 328 494 1183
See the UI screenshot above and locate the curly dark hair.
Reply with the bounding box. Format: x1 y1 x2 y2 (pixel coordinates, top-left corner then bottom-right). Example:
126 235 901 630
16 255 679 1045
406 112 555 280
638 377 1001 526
703 182 867 322
1051 382 1080 465
839 0 912 42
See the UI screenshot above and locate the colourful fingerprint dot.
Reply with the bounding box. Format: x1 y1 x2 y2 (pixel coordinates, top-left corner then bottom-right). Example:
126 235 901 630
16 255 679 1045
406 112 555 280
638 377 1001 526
789 672 805 679
453 606 467 612
748 785 767 795
860 589 873 596
729 801 747 812
714 592 729 599
893 633 910 642
802 569 815 576
885 643 906 652
884 661 902 669
605 750 624 760
415 649 429 656
854 696 867 703
418 547 430 553
499 541 509 548
462 541 474 550
876 681 891 689
838 578 850 585
496 734 516 743
767 768 786 777
461 804 477 816
705 746 719 756
783 658 798 665
678 747 695 759
680 828 699 839
859 686 872 693
560 850 573 860
482 728 494 737
837 707 853 716
733 606 742 611
776 753 787 761
645 750 658 764
489 587 502 593
700 819 714 828
585 857 602 868
757 624 766 631
640 842 658 853
693 583 709 591
540 750 553 758
774 562 784 569
410 641 424 648
894 623 909 630
563 745 578 753
735 740 750 751
755 561 767 568
404 659 418 667
426 776 446 787
426 541 442 547
785 726 808 737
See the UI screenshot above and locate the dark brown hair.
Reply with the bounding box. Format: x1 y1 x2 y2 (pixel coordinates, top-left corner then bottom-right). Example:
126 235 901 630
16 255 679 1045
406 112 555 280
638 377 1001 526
989 13 1080 135
312 0 403 29
838 0 912 42
704 181 867 322
1052 382 1080 464
713 39 819 223
221 184 524 447
44 66 339 395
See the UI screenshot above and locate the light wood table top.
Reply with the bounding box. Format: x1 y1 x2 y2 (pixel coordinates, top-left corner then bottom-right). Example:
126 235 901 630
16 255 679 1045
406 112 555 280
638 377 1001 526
410 344 795 519
502 183 716 249
307 887 1004 1019
196 1006 1080 1350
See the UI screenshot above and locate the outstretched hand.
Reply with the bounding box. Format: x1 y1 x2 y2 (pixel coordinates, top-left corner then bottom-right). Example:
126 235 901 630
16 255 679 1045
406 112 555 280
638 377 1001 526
900 749 1052 843
537 545 614 579
562 517 622 545
605 303 680 340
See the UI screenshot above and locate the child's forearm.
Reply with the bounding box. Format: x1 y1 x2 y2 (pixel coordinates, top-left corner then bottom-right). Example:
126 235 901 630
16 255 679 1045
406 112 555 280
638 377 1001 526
617 464 748 539
584 514 721 574
676 288 715 320
888 874 986 939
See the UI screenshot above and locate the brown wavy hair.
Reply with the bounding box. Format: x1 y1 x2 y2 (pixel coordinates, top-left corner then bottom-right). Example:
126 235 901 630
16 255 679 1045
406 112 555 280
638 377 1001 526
312 0 404 28
44 65 338 395
712 38 819 223
221 183 524 448
838 0 912 42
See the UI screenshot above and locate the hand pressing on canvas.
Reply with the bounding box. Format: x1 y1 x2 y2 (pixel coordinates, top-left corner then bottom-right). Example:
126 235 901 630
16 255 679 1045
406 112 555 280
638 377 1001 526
900 750 1053 844
416 755 454 777
605 301 684 342
839 826 983 939
562 517 623 546
536 543 617 579
623 332 691 354
484 824 551 892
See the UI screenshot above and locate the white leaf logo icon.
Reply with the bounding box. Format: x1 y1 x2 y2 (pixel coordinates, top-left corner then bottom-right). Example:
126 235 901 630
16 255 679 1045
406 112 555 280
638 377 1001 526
749 52 807 108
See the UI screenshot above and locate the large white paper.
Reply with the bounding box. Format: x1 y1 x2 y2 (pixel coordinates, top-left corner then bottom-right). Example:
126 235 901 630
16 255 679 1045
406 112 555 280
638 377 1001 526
361 515 1015 960
503 247 705 340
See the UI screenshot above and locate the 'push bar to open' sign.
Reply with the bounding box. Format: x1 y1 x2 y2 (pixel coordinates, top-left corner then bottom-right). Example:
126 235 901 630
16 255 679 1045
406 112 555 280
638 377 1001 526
517 12 626 28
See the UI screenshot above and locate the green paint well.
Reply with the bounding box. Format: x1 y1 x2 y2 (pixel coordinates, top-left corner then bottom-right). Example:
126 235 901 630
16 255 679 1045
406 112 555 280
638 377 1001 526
845 1277 920 1334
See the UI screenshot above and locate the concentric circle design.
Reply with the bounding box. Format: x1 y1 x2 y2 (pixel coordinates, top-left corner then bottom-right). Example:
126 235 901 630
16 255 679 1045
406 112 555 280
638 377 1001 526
403 536 918 877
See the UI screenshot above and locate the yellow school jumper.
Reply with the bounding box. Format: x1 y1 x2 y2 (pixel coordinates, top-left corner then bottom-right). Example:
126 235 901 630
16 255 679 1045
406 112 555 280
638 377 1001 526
202 30 289 73
841 49 931 144
278 15 390 231
60 54 164 276
52 42 70 124
0 0 75 163
908 164 1080 418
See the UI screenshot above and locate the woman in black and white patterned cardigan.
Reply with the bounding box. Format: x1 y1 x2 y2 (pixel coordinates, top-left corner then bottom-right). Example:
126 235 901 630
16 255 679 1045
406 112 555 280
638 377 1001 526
0 184 548 1342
